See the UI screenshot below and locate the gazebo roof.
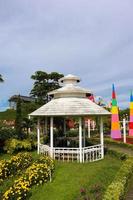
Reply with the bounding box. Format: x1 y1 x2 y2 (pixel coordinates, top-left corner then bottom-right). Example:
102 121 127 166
30 74 110 117
30 97 110 116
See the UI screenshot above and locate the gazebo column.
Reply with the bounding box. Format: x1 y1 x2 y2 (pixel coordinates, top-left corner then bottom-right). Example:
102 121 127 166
83 119 86 147
63 118 66 136
88 119 91 138
50 117 54 158
79 117 82 163
44 117 48 135
100 117 104 158
28 115 31 134
37 118 40 154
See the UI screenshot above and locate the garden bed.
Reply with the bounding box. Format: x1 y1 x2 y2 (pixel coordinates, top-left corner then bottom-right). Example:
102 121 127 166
0 152 54 200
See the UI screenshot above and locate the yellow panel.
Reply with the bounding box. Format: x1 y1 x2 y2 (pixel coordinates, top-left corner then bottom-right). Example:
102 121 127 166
130 102 133 109
111 106 118 114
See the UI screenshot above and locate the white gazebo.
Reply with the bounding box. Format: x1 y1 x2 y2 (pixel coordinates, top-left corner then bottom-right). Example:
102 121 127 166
29 74 110 163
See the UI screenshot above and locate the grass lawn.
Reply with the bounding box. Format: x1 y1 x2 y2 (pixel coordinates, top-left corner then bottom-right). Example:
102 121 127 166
30 155 122 200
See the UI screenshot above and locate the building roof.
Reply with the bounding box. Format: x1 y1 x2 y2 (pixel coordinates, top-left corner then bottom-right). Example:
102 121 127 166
30 74 111 117
9 95 36 102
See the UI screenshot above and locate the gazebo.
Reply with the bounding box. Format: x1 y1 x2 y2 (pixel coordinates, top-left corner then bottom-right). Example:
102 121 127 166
29 74 110 163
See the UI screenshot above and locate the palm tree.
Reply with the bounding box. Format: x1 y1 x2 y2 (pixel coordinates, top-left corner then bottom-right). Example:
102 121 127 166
0 74 4 82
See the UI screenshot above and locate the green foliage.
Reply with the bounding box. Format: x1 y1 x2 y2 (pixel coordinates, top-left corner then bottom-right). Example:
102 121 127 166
4 139 34 154
106 149 128 160
0 109 16 120
35 156 54 171
104 138 133 150
21 102 39 118
0 126 17 141
15 96 23 139
119 108 129 120
103 158 133 200
66 129 78 137
30 70 64 104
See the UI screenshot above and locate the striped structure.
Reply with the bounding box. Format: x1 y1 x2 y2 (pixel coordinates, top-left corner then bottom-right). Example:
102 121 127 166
111 84 121 139
129 91 133 136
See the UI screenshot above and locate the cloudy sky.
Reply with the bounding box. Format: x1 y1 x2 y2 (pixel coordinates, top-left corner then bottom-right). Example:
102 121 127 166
0 0 133 110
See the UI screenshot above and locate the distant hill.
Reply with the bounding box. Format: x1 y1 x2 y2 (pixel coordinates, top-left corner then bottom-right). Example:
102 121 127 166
0 109 16 120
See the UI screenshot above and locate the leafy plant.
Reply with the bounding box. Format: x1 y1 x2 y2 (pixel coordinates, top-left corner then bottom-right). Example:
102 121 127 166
4 139 33 154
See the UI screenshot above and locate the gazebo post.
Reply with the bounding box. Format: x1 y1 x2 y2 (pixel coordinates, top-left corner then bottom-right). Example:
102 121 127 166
44 117 48 135
50 117 54 158
88 119 91 138
79 117 82 163
37 118 40 154
64 118 66 136
28 115 31 134
100 116 104 158
83 119 86 147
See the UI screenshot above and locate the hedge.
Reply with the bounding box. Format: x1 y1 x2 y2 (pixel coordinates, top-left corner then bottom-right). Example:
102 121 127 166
103 157 133 200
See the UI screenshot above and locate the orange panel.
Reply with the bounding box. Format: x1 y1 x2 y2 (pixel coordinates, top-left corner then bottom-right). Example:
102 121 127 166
130 109 133 115
111 122 120 130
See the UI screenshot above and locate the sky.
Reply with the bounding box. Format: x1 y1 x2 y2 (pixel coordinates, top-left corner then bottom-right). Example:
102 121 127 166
0 0 133 110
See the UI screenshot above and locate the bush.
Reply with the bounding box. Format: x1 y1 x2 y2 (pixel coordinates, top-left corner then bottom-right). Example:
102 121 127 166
107 149 128 161
103 158 133 200
104 138 133 150
3 177 30 200
2 156 54 200
0 127 17 141
0 152 32 184
4 139 33 154
66 129 78 137
35 155 55 171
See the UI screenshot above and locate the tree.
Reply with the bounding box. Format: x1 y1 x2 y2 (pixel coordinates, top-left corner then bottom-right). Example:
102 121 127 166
22 117 33 135
15 95 23 139
0 74 4 82
30 71 64 104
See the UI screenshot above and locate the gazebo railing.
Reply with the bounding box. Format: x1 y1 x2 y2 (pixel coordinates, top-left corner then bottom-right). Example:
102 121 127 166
39 144 50 156
39 144 103 162
83 144 103 162
53 147 80 162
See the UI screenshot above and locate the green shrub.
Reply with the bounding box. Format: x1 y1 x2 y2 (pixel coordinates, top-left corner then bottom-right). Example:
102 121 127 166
35 155 55 171
104 138 133 150
66 129 78 137
0 126 17 141
107 149 128 160
4 139 32 154
103 158 133 200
